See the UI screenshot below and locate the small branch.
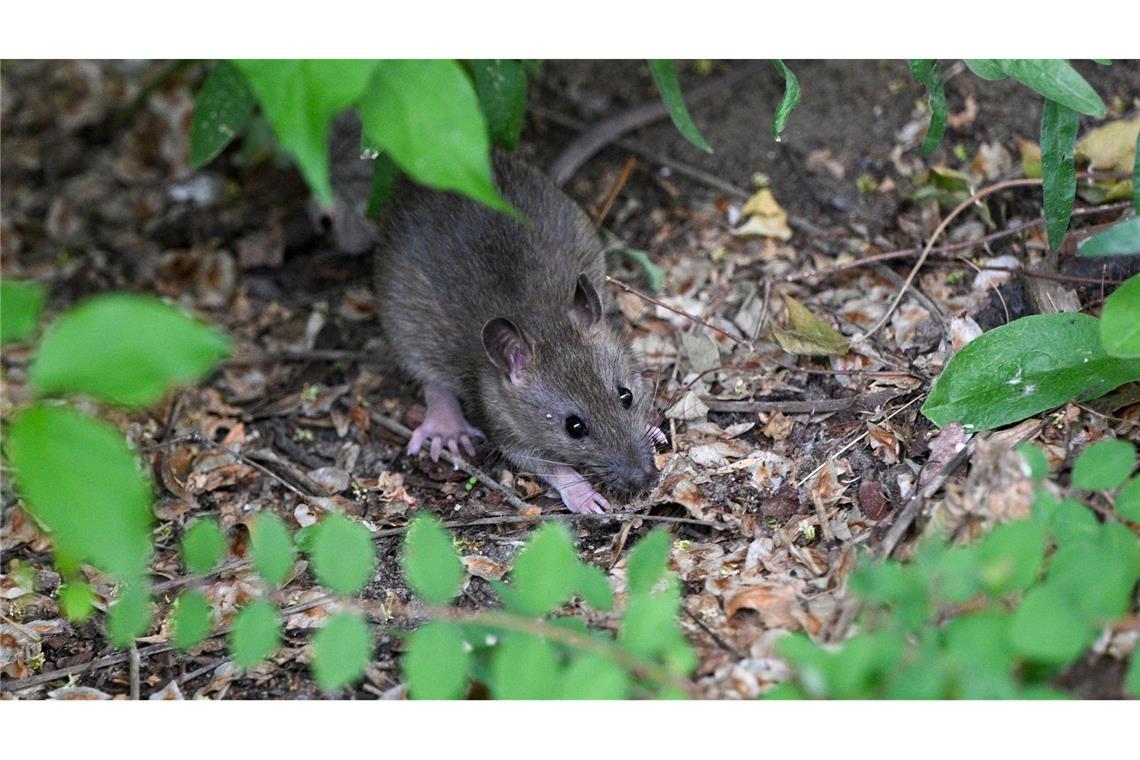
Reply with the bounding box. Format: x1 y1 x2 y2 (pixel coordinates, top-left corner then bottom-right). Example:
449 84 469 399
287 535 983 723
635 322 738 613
128 643 140 700
702 389 902 415
222 349 379 367
593 155 636 229
606 275 747 347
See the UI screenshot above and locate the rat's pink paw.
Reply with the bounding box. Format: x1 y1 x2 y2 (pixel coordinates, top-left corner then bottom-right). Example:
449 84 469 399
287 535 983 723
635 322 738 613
649 426 668 446
548 470 611 514
407 417 484 461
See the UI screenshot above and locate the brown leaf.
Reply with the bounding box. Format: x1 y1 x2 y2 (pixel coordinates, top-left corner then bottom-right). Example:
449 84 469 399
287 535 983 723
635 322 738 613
725 582 801 629
771 296 848 357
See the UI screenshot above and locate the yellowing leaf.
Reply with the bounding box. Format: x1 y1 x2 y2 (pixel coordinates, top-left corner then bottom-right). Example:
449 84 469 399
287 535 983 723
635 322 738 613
1016 139 1042 179
771 296 848 356
733 189 792 241
1076 116 1140 173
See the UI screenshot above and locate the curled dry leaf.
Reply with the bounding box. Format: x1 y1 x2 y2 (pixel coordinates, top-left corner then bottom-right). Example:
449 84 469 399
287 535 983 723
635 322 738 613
732 189 792 241
867 422 900 464
761 411 794 441
461 555 507 582
771 295 848 357
666 391 709 422
725 582 801 629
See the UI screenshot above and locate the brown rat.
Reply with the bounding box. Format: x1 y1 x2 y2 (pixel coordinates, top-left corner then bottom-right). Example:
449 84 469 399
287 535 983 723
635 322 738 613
375 152 665 513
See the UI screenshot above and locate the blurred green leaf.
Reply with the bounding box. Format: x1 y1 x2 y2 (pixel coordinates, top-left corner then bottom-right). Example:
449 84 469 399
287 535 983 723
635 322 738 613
908 59 947 157
561 652 630 699
509 523 580 616
771 60 800 139
613 246 665 294
575 563 613 611
1017 442 1050 481
977 519 1046 595
1079 218 1140 257
404 621 470 699
1071 439 1136 490
181 518 225 575
964 59 1008 81
648 59 712 153
172 590 212 650
1116 476 1140 521
922 314 1140 430
312 612 373 691
966 60 1105 116
1041 99 1079 250
366 152 401 219
107 582 152 646
1099 274 1140 359
626 528 672 596
491 632 560 699
1 279 46 344
29 294 230 407
360 59 511 214
402 512 464 605
935 544 982 604
310 514 375 595
1010 584 1092 664
234 60 378 206
190 61 256 168
1050 524 1140 621
250 512 295 586
6 404 152 581
469 59 528 150
59 581 94 623
1053 498 1101 547
230 599 281 668
1125 641 1140 698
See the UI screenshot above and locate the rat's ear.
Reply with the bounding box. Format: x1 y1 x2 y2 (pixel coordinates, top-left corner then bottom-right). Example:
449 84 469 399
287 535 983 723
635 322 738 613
570 274 602 330
482 317 532 384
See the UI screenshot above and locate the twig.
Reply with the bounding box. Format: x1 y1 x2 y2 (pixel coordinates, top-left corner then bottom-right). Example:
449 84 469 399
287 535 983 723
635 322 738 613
222 349 379 367
606 275 747 347
702 389 902 415
128 643 140 700
594 155 636 229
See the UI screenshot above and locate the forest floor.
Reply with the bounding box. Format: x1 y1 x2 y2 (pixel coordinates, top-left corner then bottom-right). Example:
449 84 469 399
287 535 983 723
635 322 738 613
2 59 1139 699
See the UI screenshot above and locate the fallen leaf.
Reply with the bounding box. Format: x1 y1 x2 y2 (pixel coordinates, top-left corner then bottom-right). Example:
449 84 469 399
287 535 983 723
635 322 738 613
461 555 507 581
732 189 792 241
770 295 848 356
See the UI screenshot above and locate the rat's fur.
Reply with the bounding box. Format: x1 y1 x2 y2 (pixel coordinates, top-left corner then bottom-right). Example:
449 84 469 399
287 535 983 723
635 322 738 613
375 153 659 504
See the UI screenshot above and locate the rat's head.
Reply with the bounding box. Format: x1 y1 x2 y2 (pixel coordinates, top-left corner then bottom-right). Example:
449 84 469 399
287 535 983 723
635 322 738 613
479 275 661 498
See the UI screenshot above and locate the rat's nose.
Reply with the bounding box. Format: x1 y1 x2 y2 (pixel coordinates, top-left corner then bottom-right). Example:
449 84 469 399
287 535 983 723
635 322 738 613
614 455 660 495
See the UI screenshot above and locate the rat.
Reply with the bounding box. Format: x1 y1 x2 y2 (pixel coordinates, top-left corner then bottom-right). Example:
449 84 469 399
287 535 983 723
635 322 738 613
375 152 666 514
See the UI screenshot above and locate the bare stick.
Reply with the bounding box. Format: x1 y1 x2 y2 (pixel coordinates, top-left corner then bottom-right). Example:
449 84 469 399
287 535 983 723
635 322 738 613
702 389 901 415
606 275 747 347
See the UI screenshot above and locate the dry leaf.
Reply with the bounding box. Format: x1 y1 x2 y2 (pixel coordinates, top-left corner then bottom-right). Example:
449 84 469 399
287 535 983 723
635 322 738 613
770 295 848 356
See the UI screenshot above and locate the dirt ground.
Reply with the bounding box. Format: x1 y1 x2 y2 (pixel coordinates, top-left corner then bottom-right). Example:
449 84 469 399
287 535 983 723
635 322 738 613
1 59 1138 699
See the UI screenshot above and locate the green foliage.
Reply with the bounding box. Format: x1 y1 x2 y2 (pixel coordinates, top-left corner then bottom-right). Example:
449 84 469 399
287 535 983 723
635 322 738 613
469 59 528 150
230 599 282 669
309 513 375 595
312 612 373 691
771 60 800 139
648 59 712 153
172 590 212 651
1071 439 1136 490
1117 476 1140 522
1040 99 1079 251
922 313 1140 430
964 60 1105 116
30 293 230 407
1079 218 1140 257
773 449 1140 699
402 512 464 605
58 581 94 623
1126 642 1140 698
1099 274 1140 358
250 512 296 586
1 279 46 344
107 582 152 646
189 61 256 168
1017 442 1050 481
401 523 693 699
180 518 225 575
908 59 947 157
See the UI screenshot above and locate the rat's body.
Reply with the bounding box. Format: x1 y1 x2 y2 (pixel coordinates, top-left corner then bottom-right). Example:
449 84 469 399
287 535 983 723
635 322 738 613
375 153 663 513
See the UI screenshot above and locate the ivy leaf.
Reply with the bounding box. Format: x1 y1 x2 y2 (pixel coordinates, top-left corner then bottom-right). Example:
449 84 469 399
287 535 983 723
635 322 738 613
189 61 257 168
469 59 528 150
404 622 470 699
1079 218 1140 257
403 512 464 605
309 514 375 595
359 59 511 214
29 294 230 408
312 612 373 691
1071 439 1136 490
648 59 712 153
172 590 212 651
922 314 1140 431
250 512 295 587
1041 99 1079 251
234 60 378 207
180 518 225 575
230 599 281 669
1 279 46 344
908 59 947 157
626 528 672 596
771 60 800 139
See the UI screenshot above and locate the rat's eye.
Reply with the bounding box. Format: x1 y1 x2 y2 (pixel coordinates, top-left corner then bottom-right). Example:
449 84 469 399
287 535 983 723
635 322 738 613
565 415 588 438
618 387 633 409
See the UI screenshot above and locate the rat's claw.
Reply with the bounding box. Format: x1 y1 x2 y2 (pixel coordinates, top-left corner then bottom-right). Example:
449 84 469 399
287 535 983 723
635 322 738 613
429 436 443 462
460 435 476 458
649 426 668 446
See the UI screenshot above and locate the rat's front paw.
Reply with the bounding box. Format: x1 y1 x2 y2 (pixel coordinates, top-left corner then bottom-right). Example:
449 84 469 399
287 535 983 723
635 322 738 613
407 418 485 461
546 466 611 514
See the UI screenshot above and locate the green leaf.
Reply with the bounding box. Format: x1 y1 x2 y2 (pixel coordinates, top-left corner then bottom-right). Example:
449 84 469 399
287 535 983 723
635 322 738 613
1041 99 1079 250
366 153 401 219
1010 583 1093 664
1079 218 1140 257
771 60 800 139
230 599 281 668
312 612 373 691
491 632 560 699
613 246 665 293
1100 274 1140 358
618 580 684 661
1125 641 1140 699
233 60 378 207
1 279 46 344
935 544 983 604
59 581 94 622
404 621 471 699
402 512 464 605
172 590 212 650
1048 537 1138 621
250 512 295 586
1116 476 1140 521
648 59 712 153
359 59 511 214
180 518 225 575
1017 442 1050 481
964 59 1009 81
309 514 375 595
1134 129 1139 213
1053 498 1101 547
29 294 230 407
6 404 153 580
626 528 672 596
108 581 152 646
977 519 1046 595
509 523 580 616
967 60 1105 115
189 61 257 168
908 59 947 157
575 563 613 611
561 653 630 699
921 313 1140 431
469 59 528 150
1071 439 1136 490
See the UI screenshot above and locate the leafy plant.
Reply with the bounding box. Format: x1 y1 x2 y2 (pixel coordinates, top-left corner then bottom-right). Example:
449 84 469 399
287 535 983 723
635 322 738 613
772 440 1140 699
